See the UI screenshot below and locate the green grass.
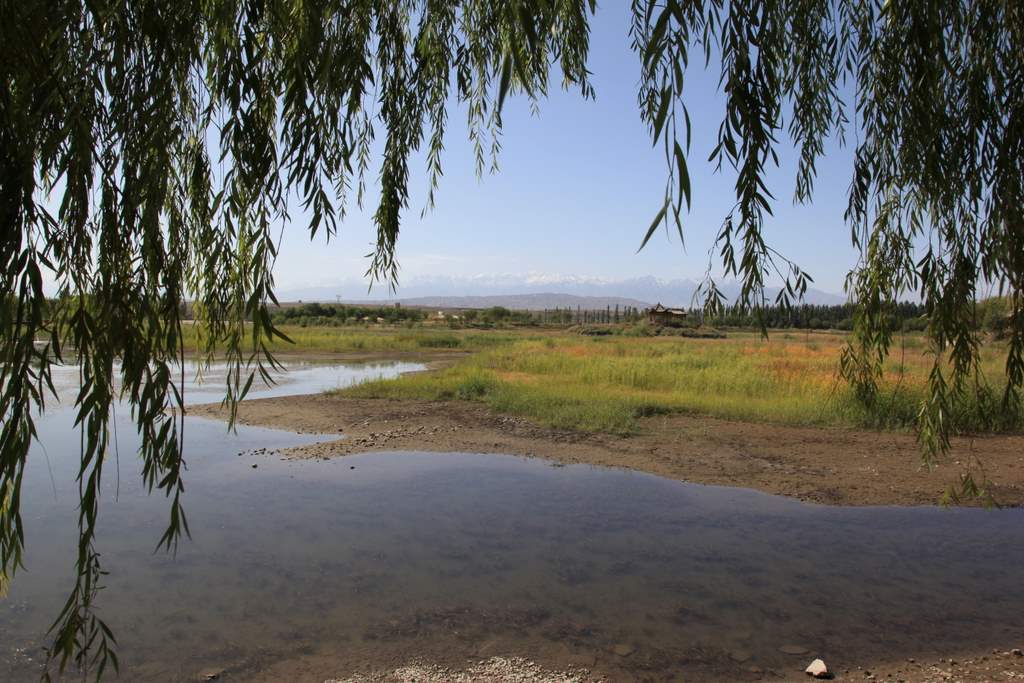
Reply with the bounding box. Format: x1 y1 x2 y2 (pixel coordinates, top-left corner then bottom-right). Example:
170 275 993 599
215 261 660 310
337 331 1024 435
185 322 1022 435
182 324 537 355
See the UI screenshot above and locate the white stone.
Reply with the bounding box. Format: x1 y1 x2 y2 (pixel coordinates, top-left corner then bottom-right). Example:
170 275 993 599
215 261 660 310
805 658 830 678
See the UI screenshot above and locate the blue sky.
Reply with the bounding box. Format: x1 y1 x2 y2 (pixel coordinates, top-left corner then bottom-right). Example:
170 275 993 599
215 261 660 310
273 3 859 297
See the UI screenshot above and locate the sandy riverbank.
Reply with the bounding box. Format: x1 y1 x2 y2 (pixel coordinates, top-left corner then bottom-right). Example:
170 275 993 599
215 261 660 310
191 391 1024 507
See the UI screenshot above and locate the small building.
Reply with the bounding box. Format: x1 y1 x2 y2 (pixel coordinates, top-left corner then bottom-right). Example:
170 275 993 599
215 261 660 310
647 303 688 327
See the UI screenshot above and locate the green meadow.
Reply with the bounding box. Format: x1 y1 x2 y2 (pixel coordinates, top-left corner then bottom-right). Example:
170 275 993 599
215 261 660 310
324 328 1023 436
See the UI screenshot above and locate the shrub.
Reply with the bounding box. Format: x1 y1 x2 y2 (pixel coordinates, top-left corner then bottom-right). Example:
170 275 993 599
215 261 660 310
455 372 497 399
416 335 462 348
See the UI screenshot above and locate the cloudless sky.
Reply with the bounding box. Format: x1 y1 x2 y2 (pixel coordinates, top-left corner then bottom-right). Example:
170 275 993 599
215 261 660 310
273 3 859 296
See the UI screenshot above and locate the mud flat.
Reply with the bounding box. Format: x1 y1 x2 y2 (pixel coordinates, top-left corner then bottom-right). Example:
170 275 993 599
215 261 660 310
192 392 1024 507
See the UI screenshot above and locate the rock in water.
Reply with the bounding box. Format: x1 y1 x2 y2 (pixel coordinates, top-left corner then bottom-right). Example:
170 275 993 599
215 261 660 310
613 643 635 657
805 658 830 679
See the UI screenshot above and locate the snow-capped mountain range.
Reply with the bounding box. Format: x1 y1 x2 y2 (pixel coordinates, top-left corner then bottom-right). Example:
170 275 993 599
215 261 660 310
279 274 847 309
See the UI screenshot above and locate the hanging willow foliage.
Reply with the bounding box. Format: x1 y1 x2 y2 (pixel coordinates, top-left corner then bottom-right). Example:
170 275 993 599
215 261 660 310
631 0 1023 465
1 0 1021 678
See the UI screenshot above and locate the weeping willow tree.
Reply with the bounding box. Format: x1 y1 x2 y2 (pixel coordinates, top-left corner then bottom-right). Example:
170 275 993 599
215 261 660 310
1 0 1021 677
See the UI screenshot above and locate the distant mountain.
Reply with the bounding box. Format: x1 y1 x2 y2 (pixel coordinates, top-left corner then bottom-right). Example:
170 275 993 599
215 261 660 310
280 274 847 308
340 293 653 311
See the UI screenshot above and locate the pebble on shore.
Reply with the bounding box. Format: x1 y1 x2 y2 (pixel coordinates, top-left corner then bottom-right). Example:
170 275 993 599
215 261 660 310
805 658 831 679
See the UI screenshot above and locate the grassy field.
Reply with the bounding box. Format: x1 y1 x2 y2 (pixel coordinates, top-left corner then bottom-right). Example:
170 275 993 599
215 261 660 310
330 327 1022 435
185 323 1021 435
182 324 537 354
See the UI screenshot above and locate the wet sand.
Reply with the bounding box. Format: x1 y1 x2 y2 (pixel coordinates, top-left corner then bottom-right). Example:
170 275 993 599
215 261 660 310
191 393 1024 507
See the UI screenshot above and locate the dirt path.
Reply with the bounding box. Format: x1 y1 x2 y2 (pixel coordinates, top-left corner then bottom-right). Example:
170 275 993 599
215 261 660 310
190 393 1024 507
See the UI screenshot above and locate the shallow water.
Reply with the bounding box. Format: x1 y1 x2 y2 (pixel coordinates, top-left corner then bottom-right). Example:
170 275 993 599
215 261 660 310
2 363 1023 681
43 358 427 405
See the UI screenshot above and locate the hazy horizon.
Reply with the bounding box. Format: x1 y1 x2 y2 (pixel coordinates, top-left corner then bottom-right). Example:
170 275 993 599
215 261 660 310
277 273 849 307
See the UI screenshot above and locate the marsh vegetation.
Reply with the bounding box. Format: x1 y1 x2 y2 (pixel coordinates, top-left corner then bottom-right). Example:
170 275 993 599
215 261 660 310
318 328 1023 437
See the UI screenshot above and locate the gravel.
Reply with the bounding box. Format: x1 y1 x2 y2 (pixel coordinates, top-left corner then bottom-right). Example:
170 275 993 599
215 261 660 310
326 656 601 683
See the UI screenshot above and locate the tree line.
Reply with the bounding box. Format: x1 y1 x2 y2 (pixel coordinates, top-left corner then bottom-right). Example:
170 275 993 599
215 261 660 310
706 299 1013 335
262 300 1015 335
267 303 650 327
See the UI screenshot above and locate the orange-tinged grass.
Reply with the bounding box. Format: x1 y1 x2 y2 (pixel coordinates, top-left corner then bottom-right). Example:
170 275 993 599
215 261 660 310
339 329 1022 435
494 370 542 385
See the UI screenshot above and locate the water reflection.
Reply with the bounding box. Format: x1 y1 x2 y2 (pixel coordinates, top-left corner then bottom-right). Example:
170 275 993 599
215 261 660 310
42 358 426 405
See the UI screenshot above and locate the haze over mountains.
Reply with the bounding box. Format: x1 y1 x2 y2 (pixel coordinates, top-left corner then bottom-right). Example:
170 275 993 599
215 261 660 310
280 274 847 310
341 293 654 311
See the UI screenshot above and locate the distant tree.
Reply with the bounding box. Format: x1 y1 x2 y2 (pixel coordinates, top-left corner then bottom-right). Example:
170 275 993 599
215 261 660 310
481 306 513 323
